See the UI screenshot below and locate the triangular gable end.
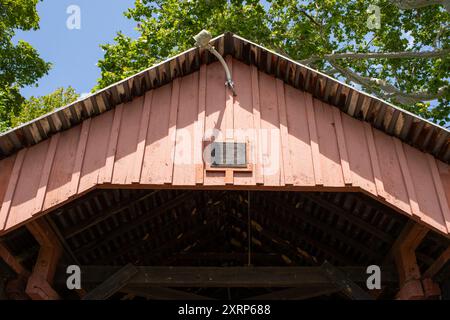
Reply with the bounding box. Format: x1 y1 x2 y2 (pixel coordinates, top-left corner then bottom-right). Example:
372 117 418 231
0 34 449 238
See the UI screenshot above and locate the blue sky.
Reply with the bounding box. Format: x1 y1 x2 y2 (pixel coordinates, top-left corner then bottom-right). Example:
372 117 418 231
14 0 138 98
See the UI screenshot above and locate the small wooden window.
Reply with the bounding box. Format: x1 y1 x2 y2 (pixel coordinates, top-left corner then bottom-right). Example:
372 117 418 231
209 142 247 168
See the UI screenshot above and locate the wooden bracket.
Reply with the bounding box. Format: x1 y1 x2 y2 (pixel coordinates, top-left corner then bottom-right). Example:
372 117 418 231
82 264 138 300
321 261 374 300
5 276 29 300
0 241 29 277
25 219 62 300
422 278 441 299
424 246 450 279
388 221 435 300
0 241 30 299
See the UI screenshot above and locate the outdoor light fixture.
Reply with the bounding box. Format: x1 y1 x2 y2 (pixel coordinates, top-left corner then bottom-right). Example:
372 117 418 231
194 30 236 96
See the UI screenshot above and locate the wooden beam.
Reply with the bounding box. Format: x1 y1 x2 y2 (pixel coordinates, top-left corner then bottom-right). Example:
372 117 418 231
0 242 30 299
321 261 373 300
168 252 284 264
74 191 193 256
246 286 340 300
25 219 62 300
389 221 429 256
139 215 226 265
423 246 450 279
228 195 331 265
82 264 138 300
95 207 225 265
45 216 80 265
0 241 29 277
92 192 227 264
63 190 159 239
121 286 214 300
416 252 435 267
387 221 428 282
4 276 29 300
234 212 352 265
303 194 393 243
229 215 318 266
386 221 430 300
56 266 397 288
262 198 383 261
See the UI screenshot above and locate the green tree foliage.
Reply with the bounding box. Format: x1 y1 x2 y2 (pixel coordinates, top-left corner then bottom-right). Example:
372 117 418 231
0 0 52 131
96 0 449 126
11 86 79 128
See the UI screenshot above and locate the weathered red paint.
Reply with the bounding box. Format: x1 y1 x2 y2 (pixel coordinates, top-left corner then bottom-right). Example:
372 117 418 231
0 58 449 236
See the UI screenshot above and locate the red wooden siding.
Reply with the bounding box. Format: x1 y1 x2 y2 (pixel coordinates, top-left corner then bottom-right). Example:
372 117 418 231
0 58 449 236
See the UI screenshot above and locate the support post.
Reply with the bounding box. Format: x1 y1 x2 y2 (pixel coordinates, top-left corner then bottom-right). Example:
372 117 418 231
389 221 440 300
0 241 30 299
0 241 29 277
25 219 62 300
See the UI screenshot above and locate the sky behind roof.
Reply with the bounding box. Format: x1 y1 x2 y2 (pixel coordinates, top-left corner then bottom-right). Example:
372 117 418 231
14 0 138 99
12 1 441 117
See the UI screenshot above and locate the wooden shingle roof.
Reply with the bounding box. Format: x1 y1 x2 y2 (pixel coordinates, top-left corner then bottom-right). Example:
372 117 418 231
0 32 448 163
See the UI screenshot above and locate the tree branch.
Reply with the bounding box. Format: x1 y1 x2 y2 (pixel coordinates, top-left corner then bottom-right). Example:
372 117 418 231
390 0 450 12
300 48 450 65
329 61 448 104
296 8 322 29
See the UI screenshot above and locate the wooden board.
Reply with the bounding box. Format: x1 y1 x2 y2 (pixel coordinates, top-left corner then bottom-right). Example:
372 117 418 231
0 58 449 237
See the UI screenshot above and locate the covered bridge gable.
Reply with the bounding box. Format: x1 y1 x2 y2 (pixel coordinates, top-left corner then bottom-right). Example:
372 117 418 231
0 57 449 236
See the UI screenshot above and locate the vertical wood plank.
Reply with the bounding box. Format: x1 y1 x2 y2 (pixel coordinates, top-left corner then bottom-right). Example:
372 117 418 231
341 114 377 195
33 133 60 214
225 56 234 185
392 138 422 218
98 104 123 184
427 155 450 233
305 93 323 186
204 61 226 186
0 149 26 230
78 111 114 193
131 91 153 183
172 72 198 186
371 131 411 215
314 99 344 187
112 97 144 185
232 60 254 186
251 65 263 185
8 140 50 229
276 79 293 186
165 78 180 184
140 84 172 184
0 155 17 206
285 87 315 186
68 118 91 197
364 123 385 198
259 72 281 186
437 161 450 220
404 144 446 232
225 56 234 142
332 108 352 185
43 125 81 210
195 64 207 184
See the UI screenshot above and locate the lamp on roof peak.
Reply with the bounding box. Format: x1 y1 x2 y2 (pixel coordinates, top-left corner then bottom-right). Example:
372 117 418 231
194 30 236 96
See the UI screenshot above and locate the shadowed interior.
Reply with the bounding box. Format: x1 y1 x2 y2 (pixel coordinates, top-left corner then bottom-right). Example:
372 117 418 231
1 189 449 299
